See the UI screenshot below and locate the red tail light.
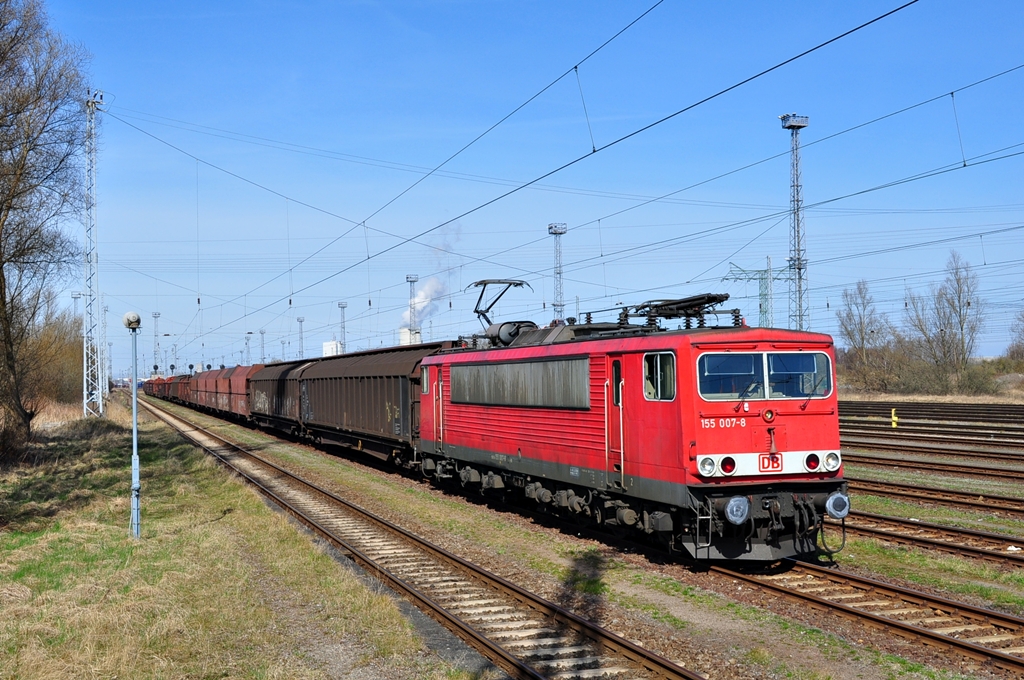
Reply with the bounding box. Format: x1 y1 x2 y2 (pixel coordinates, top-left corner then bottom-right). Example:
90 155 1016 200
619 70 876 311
805 453 820 470
721 456 736 474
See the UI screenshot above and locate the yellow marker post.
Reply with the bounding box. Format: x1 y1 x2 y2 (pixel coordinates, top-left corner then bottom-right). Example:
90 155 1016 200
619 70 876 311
891 408 898 428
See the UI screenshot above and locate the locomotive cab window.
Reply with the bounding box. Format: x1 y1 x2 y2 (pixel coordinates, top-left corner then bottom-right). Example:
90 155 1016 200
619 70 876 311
698 353 764 401
421 366 430 394
768 352 831 398
643 352 675 401
697 351 832 401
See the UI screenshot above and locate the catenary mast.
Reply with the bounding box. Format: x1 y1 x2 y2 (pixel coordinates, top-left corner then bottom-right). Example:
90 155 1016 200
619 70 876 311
83 91 104 416
724 256 775 328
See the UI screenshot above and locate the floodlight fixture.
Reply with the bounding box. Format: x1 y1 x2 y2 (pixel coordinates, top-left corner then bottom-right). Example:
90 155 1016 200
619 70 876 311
122 311 141 329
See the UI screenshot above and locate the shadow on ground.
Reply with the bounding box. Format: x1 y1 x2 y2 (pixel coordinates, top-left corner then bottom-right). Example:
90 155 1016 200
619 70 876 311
0 417 201 532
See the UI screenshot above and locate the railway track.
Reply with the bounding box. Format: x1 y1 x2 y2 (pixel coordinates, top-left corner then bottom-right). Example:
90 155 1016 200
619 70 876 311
838 400 1024 460
839 400 1024 426
714 561 1024 675
841 422 1024 445
141 398 703 680
843 452 1024 481
846 476 1024 519
841 511 1024 567
841 435 1024 463
147 396 1024 677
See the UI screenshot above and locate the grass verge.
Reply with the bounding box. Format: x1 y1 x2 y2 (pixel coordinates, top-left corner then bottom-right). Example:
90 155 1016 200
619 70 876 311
0 406 469 679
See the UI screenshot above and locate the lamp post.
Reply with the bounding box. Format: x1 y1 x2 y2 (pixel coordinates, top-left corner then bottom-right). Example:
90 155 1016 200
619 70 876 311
123 311 142 539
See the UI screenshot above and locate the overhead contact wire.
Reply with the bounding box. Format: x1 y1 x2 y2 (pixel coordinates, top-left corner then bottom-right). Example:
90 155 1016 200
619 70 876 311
162 1 924 354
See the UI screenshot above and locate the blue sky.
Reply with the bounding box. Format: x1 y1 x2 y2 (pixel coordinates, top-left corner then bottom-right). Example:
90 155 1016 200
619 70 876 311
50 0 1024 374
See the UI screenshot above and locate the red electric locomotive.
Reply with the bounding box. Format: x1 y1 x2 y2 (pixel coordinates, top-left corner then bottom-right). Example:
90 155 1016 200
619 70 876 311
418 293 848 561
143 290 847 562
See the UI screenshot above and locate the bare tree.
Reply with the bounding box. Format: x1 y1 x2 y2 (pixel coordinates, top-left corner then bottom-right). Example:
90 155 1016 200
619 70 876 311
836 279 900 390
1007 309 1024 361
903 251 984 379
837 280 890 366
0 0 87 452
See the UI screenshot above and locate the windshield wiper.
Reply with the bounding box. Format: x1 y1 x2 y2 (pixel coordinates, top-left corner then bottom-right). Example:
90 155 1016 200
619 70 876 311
800 375 828 410
734 379 760 410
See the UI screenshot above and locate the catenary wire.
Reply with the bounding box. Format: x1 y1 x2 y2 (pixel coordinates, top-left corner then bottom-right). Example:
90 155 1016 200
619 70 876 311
169 0 922 356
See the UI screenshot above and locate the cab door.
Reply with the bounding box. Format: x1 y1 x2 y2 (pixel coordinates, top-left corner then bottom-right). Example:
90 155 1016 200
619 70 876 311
435 365 444 450
606 355 626 489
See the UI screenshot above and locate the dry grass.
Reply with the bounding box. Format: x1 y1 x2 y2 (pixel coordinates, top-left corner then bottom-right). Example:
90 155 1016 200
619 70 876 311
0 416 469 679
31 401 83 429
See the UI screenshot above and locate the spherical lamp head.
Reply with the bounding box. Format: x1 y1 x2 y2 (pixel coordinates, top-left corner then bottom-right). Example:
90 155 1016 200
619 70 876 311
122 311 142 329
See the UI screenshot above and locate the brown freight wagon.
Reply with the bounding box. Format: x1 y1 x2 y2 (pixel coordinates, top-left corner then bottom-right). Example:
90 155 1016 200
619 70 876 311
298 343 450 460
228 364 263 418
248 360 315 434
193 368 226 411
166 374 191 403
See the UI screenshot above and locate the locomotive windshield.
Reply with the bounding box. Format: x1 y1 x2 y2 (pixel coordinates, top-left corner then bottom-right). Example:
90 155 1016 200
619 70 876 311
698 352 831 401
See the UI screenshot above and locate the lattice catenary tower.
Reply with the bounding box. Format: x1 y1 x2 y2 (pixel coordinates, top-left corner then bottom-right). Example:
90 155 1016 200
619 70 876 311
780 113 809 331
548 223 567 321
724 256 775 328
297 317 305 359
82 91 104 416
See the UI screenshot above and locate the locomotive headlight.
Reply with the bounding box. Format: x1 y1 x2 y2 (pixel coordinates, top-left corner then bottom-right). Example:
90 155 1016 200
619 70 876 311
825 491 850 519
724 496 750 525
698 457 717 476
823 451 841 472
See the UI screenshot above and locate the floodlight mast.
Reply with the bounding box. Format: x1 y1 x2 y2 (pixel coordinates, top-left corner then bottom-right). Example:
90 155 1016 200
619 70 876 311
406 275 419 337
547 223 567 322
337 302 347 354
780 113 809 331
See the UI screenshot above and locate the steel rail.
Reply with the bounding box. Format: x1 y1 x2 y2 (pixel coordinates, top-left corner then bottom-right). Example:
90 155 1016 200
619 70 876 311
843 452 1024 482
846 476 1024 518
841 436 1024 463
839 401 1024 425
714 560 1024 674
142 398 703 680
841 419 1024 438
842 427 1024 448
841 511 1024 566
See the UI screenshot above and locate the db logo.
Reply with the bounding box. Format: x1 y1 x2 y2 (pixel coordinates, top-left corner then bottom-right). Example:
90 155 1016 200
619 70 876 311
759 453 783 472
